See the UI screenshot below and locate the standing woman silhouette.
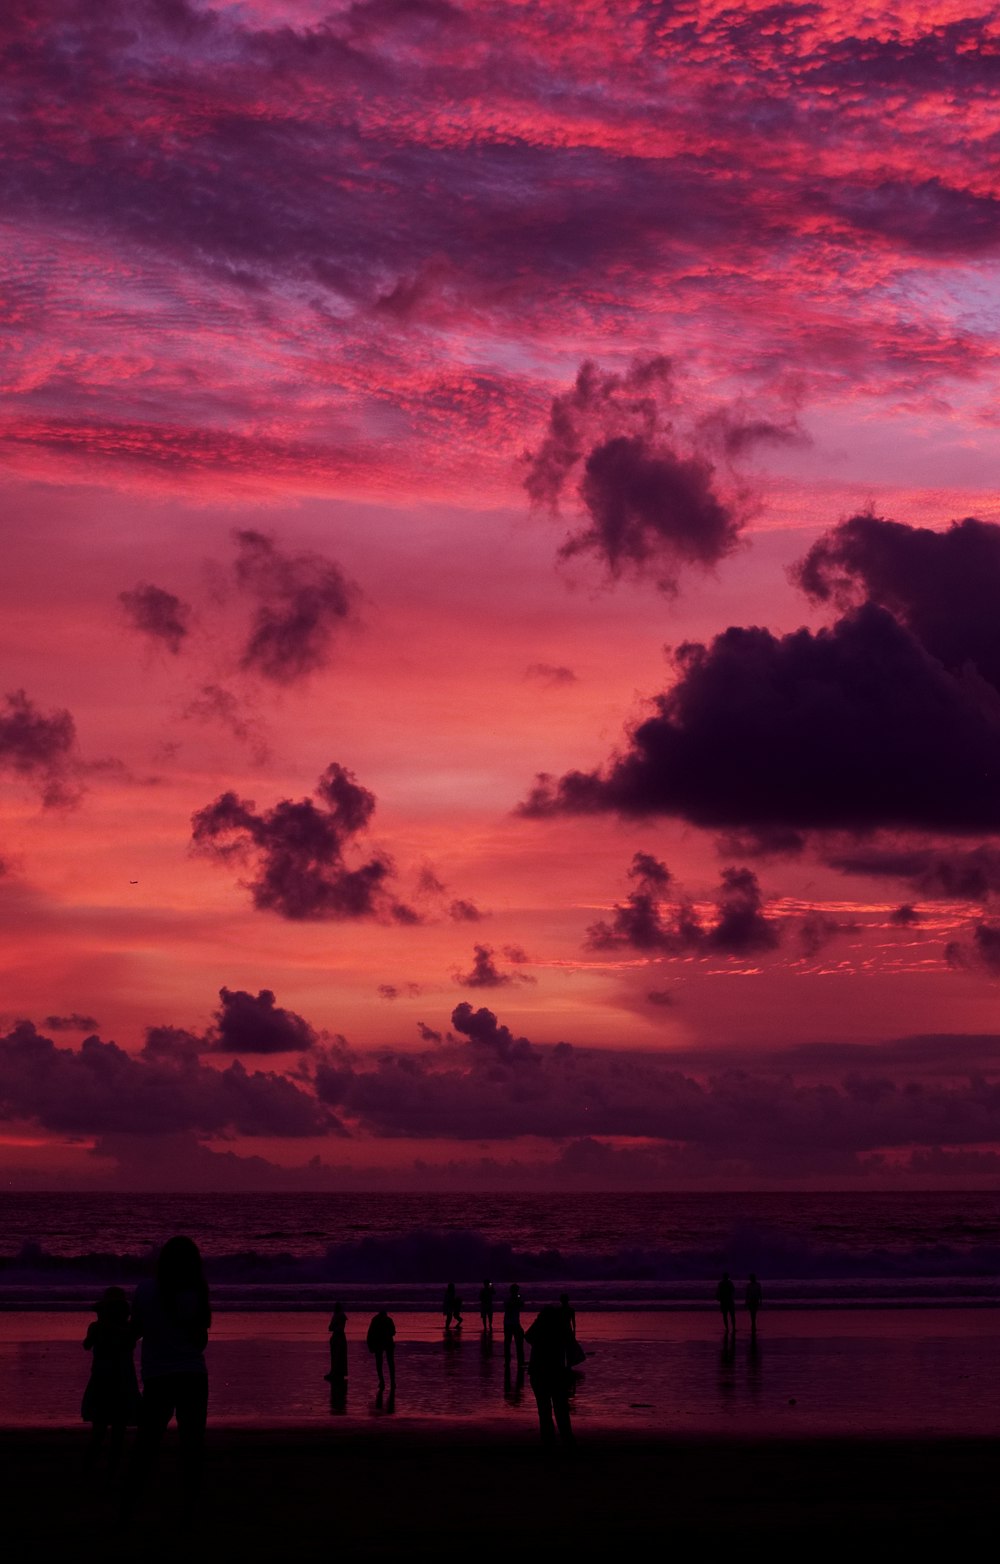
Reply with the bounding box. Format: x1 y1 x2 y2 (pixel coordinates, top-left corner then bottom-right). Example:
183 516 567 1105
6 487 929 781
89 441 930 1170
124 1236 211 1518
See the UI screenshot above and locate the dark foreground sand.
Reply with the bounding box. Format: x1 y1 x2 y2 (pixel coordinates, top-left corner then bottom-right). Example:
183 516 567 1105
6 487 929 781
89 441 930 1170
2 1424 997 1560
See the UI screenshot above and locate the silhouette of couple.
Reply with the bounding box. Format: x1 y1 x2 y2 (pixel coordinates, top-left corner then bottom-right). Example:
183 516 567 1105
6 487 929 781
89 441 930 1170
716 1271 763 1336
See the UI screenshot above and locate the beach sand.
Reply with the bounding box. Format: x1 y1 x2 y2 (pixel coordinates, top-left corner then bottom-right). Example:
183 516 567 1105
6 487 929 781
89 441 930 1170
1 1424 997 1560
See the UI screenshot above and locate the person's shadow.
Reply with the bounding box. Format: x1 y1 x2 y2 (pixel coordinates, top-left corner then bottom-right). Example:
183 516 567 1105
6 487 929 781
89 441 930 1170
328 1380 348 1416
374 1388 396 1414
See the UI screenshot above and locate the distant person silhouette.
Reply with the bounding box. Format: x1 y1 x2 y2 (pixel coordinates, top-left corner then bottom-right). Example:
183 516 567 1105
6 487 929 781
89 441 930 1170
524 1305 574 1448
443 1281 463 1329
716 1271 736 1334
81 1285 140 1474
559 1292 577 1337
479 1278 495 1330
366 1308 396 1392
326 1301 348 1382
745 1273 763 1337
503 1283 525 1366
123 1236 211 1518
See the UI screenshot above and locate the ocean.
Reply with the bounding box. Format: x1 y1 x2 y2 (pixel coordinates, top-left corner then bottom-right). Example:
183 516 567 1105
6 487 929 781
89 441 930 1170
2 1190 998 1309
2 1191 998 1433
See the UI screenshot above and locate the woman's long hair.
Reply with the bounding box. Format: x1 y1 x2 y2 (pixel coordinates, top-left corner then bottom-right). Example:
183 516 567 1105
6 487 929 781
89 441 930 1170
156 1235 211 1342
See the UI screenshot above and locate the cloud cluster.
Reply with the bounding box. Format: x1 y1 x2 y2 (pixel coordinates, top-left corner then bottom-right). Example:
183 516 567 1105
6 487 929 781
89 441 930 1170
231 530 357 685
305 1003 1000 1166
42 1013 100 1033
826 844 1000 900
0 1021 333 1138
119 583 191 654
586 853 777 957
0 690 80 808
525 358 746 590
5 1000 1000 1179
455 943 536 988
523 511 1000 839
191 762 403 921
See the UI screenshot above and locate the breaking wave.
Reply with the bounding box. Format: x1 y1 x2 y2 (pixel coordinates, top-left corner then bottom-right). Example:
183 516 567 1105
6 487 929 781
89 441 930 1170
2 1226 999 1309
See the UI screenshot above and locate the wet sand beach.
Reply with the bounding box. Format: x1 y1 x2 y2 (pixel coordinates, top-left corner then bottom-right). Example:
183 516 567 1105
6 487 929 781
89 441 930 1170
2 1424 998 1560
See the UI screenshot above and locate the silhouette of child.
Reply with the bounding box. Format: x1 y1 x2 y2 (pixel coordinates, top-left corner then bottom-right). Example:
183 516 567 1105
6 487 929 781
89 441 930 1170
716 1271 737 1334
442 1281 463 1329
366 1308 396 1391
745 1273 763 1335
326 1301 348 1382
81 1285 140 1473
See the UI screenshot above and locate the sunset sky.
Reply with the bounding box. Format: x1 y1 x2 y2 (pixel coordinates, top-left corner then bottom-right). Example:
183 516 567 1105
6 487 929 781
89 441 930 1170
2 0 1000 1189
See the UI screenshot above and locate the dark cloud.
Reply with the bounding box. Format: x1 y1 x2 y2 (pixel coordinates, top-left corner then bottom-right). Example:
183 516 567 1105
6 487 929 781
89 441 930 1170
0 689 80 808
587 852 687 952
502 944 531 964
450 1002 537 1065
525 663 578 686
715 826 808 859
41 1013 100 1032
0 1021 333 1138
586 855 778 956
798 913 860 956
416 1021 443 1043
796 513 1000 692
455 943 536 989
945 923 1000 976
208 986 317 1054
378 982 422 1000
645 989 676 1007
889 904 922 928
448 898 485 923
525 358 744 591
826 177 1000 258
119 582 191 654
182 685 270 764
308 1003 1000 1161
232 530 356 685
521 604 1000 835
191 762 399 921
826 844 1000 899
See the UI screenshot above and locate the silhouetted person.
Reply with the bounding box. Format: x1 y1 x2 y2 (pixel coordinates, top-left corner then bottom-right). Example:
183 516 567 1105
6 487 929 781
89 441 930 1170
479 1278 495 1330
443 1281 463 1329
124 1236 211 1518
745 1273 762 1337
716 1271 736 1335
366 1308 396 1392
326 1301 348 1382
559 1292 576 1337
503 1283 524 1366
524 1305 574 1448
81 1285 139 1475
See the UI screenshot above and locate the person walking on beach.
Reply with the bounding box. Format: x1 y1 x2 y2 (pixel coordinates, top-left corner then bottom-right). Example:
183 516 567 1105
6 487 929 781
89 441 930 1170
524 1304 575 1448
81 1285 140 1475
366 1308 396 1392
716 1271 736 1335
745 1273 763 1337
124 1235 211 1518
503 1283 525 1366
479 1278 495 1331
443 1281 463 1329
326 1301 348 1382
